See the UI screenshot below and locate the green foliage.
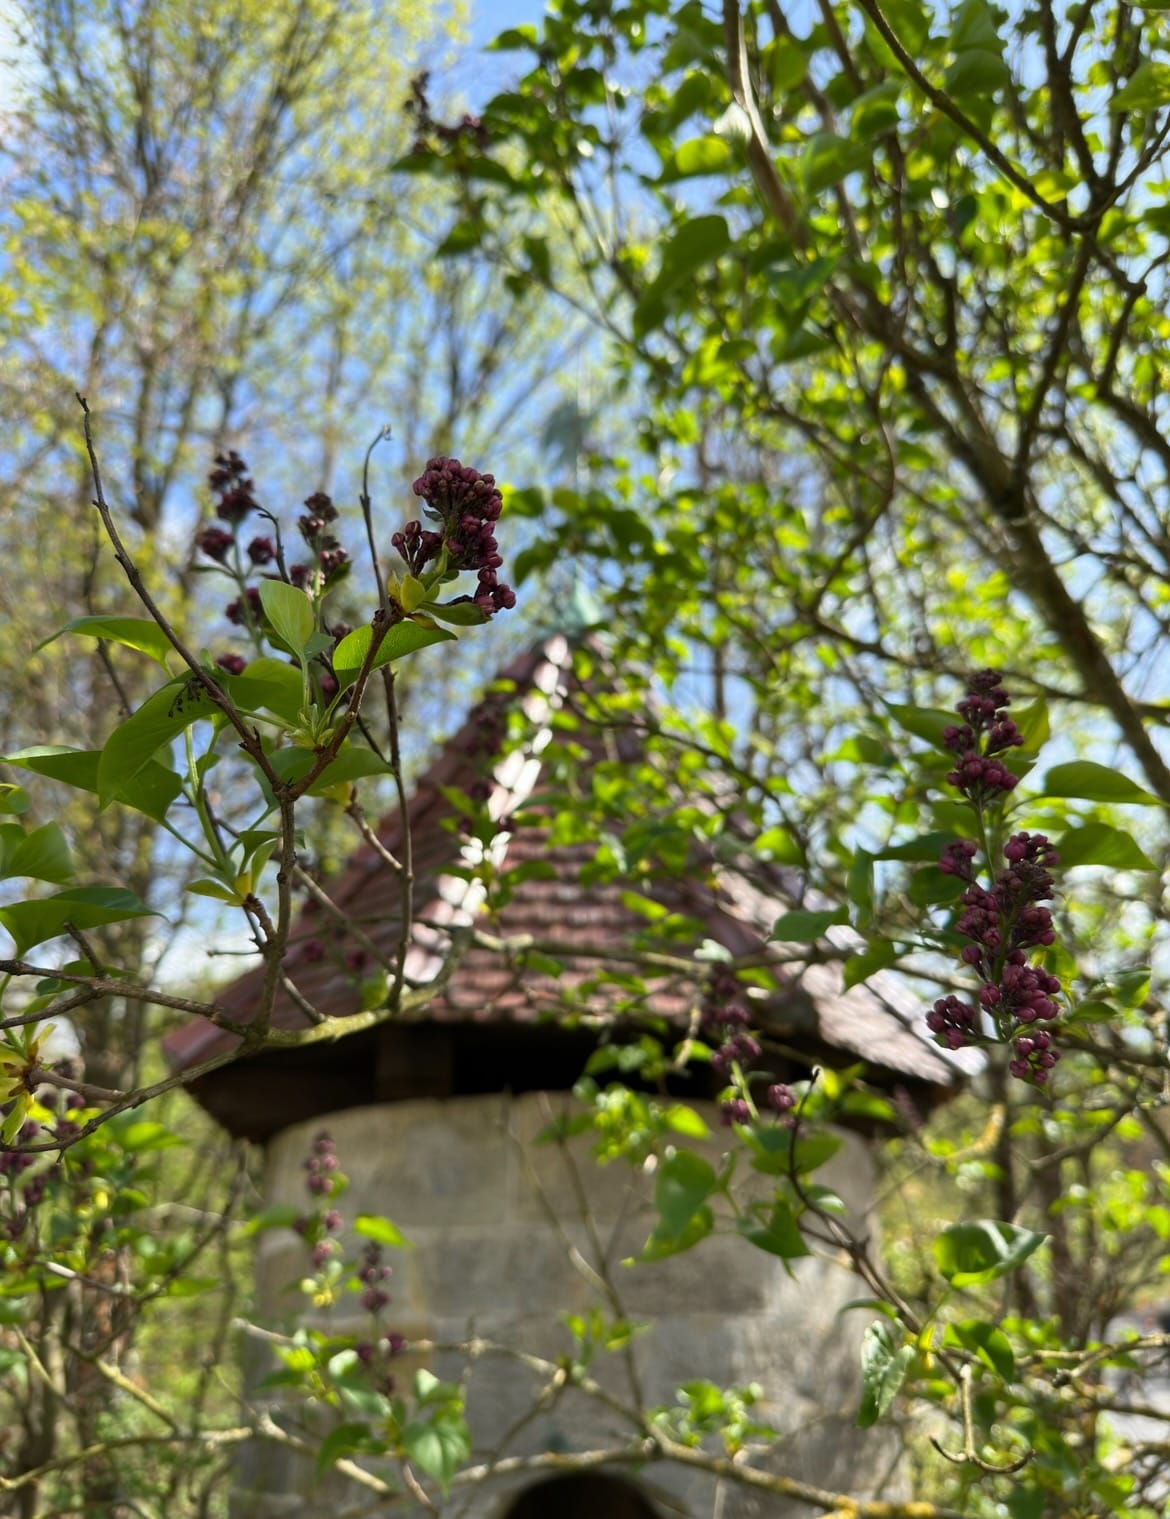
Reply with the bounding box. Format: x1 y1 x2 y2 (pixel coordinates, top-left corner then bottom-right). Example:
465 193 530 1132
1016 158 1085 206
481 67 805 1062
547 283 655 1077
8 0 1170 1512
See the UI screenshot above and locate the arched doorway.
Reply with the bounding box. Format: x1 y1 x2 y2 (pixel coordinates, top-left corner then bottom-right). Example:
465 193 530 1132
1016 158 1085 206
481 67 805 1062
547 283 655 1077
500 1472 660 1518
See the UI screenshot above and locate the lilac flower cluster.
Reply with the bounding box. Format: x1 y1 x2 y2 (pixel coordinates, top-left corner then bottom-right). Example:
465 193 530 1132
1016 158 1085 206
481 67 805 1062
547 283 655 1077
942 669 1025 802
927 674 1063 1085
405 71 489 155
208 450 259 524
294 1131 346 1266
0 1098 83 1241
196 456 349 678
296 492 349 586
356 1332 405 1396
701 966 760 1079
357 1241 393 1313
393 457 515 616
303 1129 341 1196
701 968 797 1125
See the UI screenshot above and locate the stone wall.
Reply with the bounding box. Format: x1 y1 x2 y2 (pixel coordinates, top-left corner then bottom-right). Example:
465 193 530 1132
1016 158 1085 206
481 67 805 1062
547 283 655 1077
234 1094 904 1518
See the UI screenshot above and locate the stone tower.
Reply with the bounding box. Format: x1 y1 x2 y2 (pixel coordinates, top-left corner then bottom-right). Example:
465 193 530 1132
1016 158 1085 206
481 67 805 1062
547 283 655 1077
165 633 960 1517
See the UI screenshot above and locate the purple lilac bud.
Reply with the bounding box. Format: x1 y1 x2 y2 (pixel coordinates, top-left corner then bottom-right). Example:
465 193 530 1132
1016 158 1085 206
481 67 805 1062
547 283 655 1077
939 839 978 878
209 452 259 524
247 535 275 566
216 652 247 676
395 458 514 614
225 587 262 626
720 1098 753 1127
198 525 235 563
412 457 503 525
358 1243 392 1313
766 1083 796 1116
929 674 1063 1085
303 1131 340 1197
926 995 978 1050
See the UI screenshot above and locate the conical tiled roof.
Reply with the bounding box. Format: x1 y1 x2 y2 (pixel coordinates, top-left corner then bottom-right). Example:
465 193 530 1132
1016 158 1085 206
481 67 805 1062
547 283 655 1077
164 633 966 1138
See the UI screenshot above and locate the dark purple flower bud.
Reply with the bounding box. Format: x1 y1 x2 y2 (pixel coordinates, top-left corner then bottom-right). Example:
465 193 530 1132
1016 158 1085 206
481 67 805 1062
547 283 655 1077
198 525 235 562
216 652 247 676
303 938 325 963
303 492 338 523
247 535 275 566
225 586 263 626
720 1098 753 1126
766 1083 795 1115
209 452 259 524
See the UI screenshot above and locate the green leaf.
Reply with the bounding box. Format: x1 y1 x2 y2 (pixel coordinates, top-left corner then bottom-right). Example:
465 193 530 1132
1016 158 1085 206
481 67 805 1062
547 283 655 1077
1055 823 1155 870
769 907 847 942
944 49 1010 99
755 826 804 864
266 745 392 794
656 1149 717 1238
843 938 899 990
943 1319 1015 1380
661 135 733 180
0 785 29 816
114 1120 184 1153
0 823 73 884
354 1213 412 1248
400 573 427 612
225 659 306 724
800 131 866 194
332 621 456 690
1012 697 1050 753
259 580 314 655
663 1103 711 1139
851 81 902 139
42 615 174 668
488 23 539 49
638 1204 714 1261
242 1204 305 1237
317 1421 379 1475
737 1200 810 1261
97 679 219 803
908 866 966 908
764 36 806 91
848 848 874 925
884 703 958 749
186 878 241 903
879 831 958 862
4 747 183 824
633 214 731 336
950 0 1001 50
419 599 489 626
402 1412 471 1494
933 1220 1047 1287
745 1126 841 1177
1040 761 1160 806
0 886 157 956
1110 61 1170 112
857 1320 914 1427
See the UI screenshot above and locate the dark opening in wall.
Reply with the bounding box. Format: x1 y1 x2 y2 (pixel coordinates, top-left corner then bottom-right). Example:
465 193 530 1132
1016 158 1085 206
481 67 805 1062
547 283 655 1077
500 1472 659 1518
